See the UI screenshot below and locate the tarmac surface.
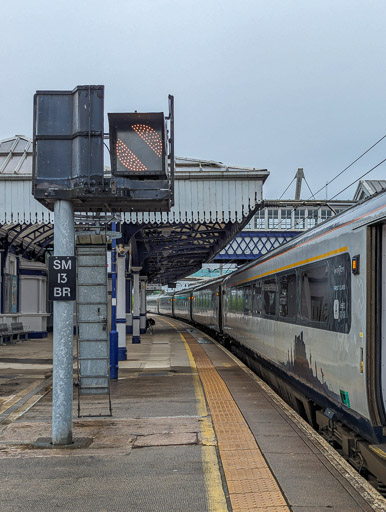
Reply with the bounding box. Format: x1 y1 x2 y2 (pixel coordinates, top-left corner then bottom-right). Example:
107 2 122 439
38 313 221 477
0 316 386 511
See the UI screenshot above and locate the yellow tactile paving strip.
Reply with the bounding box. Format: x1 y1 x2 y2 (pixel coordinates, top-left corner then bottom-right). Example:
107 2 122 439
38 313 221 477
182 331 290 512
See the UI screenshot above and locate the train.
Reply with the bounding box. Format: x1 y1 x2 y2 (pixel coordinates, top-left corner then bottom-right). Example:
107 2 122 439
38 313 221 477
148 188 386 489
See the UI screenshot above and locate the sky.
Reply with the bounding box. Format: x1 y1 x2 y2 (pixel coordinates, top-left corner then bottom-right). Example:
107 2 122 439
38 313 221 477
1 0 386 200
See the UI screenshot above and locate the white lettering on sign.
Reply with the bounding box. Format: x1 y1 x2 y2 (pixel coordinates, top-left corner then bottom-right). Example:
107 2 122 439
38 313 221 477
53 259 72 270
49 256 76 301
57 273 68 284
54 287 62 297
53 287 71 297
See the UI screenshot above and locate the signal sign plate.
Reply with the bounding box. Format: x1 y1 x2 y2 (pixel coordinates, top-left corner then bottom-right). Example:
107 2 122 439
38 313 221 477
48 256 76 301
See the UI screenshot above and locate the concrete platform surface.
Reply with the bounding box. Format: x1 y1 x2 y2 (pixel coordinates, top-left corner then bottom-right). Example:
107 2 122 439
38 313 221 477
0 317 385 512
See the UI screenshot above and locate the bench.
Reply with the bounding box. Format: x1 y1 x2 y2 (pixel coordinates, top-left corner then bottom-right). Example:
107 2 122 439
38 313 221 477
10 322 28 343
0 324 10 345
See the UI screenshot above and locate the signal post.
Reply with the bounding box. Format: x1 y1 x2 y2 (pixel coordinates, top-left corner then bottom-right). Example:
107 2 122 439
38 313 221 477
33 85 174 445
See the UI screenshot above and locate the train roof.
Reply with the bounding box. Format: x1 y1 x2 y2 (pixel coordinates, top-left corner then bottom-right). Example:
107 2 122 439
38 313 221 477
153 189 386 293
223 187 386 283
190 276 224 291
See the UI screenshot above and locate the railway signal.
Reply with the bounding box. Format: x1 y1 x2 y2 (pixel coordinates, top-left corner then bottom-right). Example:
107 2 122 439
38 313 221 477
108 112 168 178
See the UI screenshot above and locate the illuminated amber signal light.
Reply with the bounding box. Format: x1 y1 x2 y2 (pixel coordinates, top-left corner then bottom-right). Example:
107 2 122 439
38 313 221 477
116 139 147 172
132 124 163 157
352 254 360 275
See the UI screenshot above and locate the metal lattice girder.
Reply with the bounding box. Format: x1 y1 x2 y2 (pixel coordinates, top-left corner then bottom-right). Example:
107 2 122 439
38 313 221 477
214 231 301 262
0 223 54 260
126 218 248 284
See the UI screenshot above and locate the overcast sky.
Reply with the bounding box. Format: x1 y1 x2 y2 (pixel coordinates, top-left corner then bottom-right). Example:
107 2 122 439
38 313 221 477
2 0 386 199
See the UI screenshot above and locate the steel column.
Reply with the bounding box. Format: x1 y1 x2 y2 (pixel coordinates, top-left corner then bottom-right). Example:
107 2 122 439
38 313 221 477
140 276 147 334
126 273 133 334
117 254 127 360
52 200 74 445
131 266 142 343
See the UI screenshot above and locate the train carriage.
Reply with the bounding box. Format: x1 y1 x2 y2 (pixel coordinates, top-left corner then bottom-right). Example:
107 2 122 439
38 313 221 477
173 287 194 321
153 190 386 485
158 293 174 316
192 278 222 332
147 294 160 314
222 190 386 444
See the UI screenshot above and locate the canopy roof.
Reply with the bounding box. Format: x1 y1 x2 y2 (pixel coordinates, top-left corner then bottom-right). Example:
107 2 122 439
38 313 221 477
0 136 269 283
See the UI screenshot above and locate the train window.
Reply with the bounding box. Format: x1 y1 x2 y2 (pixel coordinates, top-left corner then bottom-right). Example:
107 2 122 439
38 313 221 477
279 273 297 319
239 285 252 314
301 262 329 324
229 287 238 312
252 281 263 315
263 278 277 316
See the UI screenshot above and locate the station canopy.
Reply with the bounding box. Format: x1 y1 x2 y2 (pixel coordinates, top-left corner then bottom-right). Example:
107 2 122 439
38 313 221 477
0 136 269 284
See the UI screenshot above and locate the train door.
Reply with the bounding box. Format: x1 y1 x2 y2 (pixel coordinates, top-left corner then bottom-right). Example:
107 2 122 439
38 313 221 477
367 224 386 426
218 283 223 333
382 225 386 413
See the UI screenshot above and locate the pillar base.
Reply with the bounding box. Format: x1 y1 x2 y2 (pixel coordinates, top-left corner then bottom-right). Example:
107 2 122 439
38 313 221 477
126 325 133 334
118 347 127 361
132 336 141 344
140 328 146 334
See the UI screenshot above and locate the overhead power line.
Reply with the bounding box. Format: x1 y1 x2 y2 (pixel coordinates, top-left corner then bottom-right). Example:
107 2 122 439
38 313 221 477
307 133 386 200
278 177 296 200
329 157 386 200
303 176 316 199
271 133 386 231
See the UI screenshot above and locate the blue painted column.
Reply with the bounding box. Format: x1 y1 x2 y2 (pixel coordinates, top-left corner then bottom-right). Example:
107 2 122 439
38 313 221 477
117 253 127 361
140 276 147 334
126 273 133 334
131 266 142 344
109 222 118 379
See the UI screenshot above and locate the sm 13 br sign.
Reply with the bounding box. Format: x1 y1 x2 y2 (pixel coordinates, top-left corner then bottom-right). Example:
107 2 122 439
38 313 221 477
48 256 76 301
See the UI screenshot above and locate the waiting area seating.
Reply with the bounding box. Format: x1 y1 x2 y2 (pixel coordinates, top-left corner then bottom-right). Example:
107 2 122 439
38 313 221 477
0 322 29 345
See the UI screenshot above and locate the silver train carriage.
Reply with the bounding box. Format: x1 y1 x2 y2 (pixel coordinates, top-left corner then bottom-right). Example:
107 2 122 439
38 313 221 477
150 191 386 442
221 190 386 447
158 294 174 316
150 190 386 485
192 277 222 332
147 294 160 314
174 288 194 322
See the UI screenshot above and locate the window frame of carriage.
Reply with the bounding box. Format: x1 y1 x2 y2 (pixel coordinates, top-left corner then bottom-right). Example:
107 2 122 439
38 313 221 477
175 293 190 311
229 252 351 333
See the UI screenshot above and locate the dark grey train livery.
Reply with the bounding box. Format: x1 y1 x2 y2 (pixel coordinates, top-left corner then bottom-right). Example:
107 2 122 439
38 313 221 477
148 189 386 487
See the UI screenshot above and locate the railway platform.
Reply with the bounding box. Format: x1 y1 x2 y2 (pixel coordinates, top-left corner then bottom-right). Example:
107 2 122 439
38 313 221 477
0 318 385 511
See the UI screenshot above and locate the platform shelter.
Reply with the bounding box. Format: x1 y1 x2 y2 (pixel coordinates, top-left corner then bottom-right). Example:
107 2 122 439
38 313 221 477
0 135 268 344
